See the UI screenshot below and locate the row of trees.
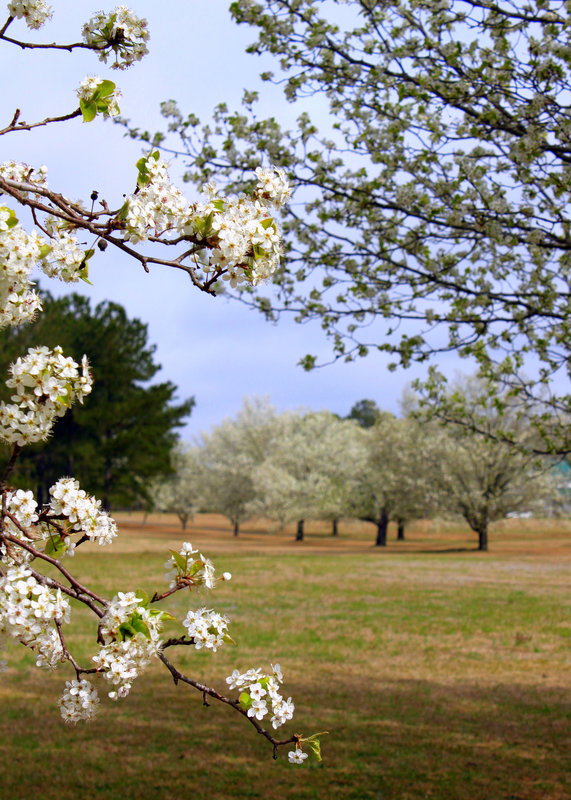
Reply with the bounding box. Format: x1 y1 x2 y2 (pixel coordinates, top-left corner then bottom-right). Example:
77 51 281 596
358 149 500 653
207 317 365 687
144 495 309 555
153 388 562 552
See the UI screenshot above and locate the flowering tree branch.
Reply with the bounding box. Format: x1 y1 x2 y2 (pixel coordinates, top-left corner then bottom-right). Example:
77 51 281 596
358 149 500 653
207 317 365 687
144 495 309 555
0 0 319 766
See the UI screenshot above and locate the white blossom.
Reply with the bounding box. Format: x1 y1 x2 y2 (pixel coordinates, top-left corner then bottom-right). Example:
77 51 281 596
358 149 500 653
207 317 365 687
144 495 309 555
82 6 150 69
182 607 229 652
58 679 99 723
225 665 295 729
7 0 52 30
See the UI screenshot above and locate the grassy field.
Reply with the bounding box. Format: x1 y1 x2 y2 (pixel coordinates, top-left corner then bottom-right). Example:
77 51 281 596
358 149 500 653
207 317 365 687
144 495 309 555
0 514 570 800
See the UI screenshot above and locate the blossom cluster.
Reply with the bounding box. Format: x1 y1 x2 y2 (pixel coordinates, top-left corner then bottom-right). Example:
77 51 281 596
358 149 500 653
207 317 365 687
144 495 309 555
58 678 99 723
122 152 190 244
82 6 150 69
41 216 92 283
0 162 96 330
1 479 116 567
93 591 164 701
0 210 45 328
7 0 52 30
76 76 121 120
0 160 48 188
0 565 69 669
226 663 295 730
1 488 39 566
164 541 224 590
188 167 290 287
119 153 290 287
0 346 92 446
182 607 229 652
48 478 117 546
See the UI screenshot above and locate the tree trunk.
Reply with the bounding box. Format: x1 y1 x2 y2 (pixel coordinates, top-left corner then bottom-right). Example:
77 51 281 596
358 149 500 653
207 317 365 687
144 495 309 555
233 519 239 537
179 512 189 530
332 519 339 537
296 519 305 541
477 523 489 552
375 509 388 546
397 518 405 541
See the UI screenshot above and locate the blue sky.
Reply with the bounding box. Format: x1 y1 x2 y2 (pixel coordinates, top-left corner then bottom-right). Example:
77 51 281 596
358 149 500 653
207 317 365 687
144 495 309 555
2 0 453 436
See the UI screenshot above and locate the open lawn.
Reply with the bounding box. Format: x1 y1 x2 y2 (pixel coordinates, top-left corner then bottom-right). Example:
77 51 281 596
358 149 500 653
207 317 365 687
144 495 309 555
1 515 570 800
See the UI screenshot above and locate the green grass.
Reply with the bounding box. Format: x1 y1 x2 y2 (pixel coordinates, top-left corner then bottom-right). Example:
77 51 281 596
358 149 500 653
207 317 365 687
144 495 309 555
0 516 570 799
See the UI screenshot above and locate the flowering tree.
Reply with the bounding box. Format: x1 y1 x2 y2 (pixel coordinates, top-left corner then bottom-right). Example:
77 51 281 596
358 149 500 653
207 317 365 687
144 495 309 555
0 1 322 765
350 414 443 546
150 444 202 530
249 410 366 540
411 377 560 551
196 396 279 536
139 0 571 457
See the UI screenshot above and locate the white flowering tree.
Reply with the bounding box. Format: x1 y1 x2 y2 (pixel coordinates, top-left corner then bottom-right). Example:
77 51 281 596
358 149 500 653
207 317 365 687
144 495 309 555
140 0 571 457
249 411 365 540
350 415 443 546
0 1 322 766
196 396 279 536
150 444 203 530
412 377 560 551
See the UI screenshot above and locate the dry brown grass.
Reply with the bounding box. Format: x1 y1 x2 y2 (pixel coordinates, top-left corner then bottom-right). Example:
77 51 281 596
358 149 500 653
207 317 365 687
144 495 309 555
0 514 569 800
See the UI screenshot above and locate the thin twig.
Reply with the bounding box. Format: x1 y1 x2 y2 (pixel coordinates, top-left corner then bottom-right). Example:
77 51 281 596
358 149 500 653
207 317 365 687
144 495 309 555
158 649 296 756
0 107 82 136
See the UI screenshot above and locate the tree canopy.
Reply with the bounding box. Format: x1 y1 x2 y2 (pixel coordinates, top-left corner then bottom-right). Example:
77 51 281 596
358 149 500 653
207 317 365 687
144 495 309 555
0 291 193 508
138 0 571 456
414 376 560 550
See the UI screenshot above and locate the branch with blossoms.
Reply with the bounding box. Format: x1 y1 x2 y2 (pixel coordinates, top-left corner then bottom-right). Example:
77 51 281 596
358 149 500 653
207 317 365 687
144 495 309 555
0 0 321 766
0 347 322 763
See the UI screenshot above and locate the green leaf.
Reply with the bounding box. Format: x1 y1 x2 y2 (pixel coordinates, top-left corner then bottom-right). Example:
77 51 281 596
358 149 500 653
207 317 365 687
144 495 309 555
239 691 252 710
136 156 151 186
135 589 149 607
188 558 203 576
44 534 68 558
0 207 18 228
261 217 274 229
130 616 151 640
306 738 322 761
79 99 97 123
299 732 328 761
95 79 116 99
222 633 236 645
195 212 214 238
118 622 137 640
169 549 188 572
152 609 177 622
39 243 52 259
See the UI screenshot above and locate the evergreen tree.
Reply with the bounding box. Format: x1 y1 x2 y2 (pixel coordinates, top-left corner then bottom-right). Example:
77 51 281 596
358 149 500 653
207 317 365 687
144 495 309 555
0 291 193 508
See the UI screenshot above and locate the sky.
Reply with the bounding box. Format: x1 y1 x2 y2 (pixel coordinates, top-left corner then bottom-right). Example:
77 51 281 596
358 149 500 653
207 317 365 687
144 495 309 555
2 0 455 438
